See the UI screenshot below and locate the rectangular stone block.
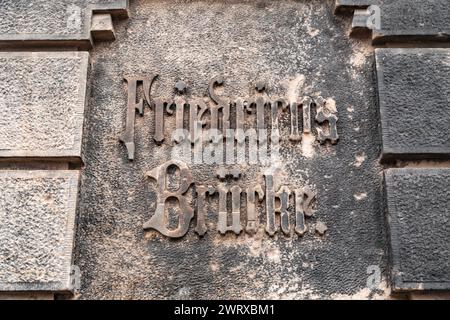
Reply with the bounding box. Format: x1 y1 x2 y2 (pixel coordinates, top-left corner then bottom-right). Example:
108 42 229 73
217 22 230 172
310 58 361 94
0 0 128 49
384 169 450 291
335 1 450 44
0 52 90 161
373 0 450 44
0 170 79 293
376 48 450 160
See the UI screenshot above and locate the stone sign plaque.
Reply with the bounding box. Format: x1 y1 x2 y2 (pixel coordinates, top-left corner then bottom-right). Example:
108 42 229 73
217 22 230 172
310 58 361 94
74 0 386 299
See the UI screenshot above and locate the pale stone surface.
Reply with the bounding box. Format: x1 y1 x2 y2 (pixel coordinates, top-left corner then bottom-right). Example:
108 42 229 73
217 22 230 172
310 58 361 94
0 170 79 292
0 52 89 160
0 0 128 48
91 13 115 41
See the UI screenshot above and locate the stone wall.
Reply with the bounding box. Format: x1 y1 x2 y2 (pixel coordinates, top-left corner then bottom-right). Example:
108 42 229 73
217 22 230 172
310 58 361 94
0 0 448 299
0 0 129 299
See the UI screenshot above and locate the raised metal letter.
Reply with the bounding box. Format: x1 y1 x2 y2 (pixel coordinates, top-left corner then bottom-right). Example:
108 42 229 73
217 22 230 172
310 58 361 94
143 160 194 238
120 75 157 160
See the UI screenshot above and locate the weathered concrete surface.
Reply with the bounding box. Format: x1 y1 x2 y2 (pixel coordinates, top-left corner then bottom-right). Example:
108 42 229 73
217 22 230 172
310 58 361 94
74 0 388 299
384 169 450 291
0 170 79 293
376 49 450 160
335 0 450 44
0 0 128 48
0 52 89 161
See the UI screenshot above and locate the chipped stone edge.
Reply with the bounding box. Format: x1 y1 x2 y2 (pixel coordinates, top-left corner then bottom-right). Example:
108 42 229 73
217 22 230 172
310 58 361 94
91 13 116 42
0 51 90 161
0 170 80 293
0 0 129 49
384 168 450 292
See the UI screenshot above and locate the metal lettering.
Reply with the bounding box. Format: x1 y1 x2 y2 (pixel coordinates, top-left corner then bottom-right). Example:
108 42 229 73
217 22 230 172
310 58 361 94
245 184 264 235
194 185 215 236
120 75 157 160
217 184 243 235
315 96 339 144
143 160 193 238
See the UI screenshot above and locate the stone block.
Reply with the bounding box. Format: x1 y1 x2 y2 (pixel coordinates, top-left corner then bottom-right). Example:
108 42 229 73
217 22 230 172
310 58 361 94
0 0 128 49
384 169 450 291
376 48 450 160
335 0 450 44
0 170 80 293
0 51 90 161
91 13 115 41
